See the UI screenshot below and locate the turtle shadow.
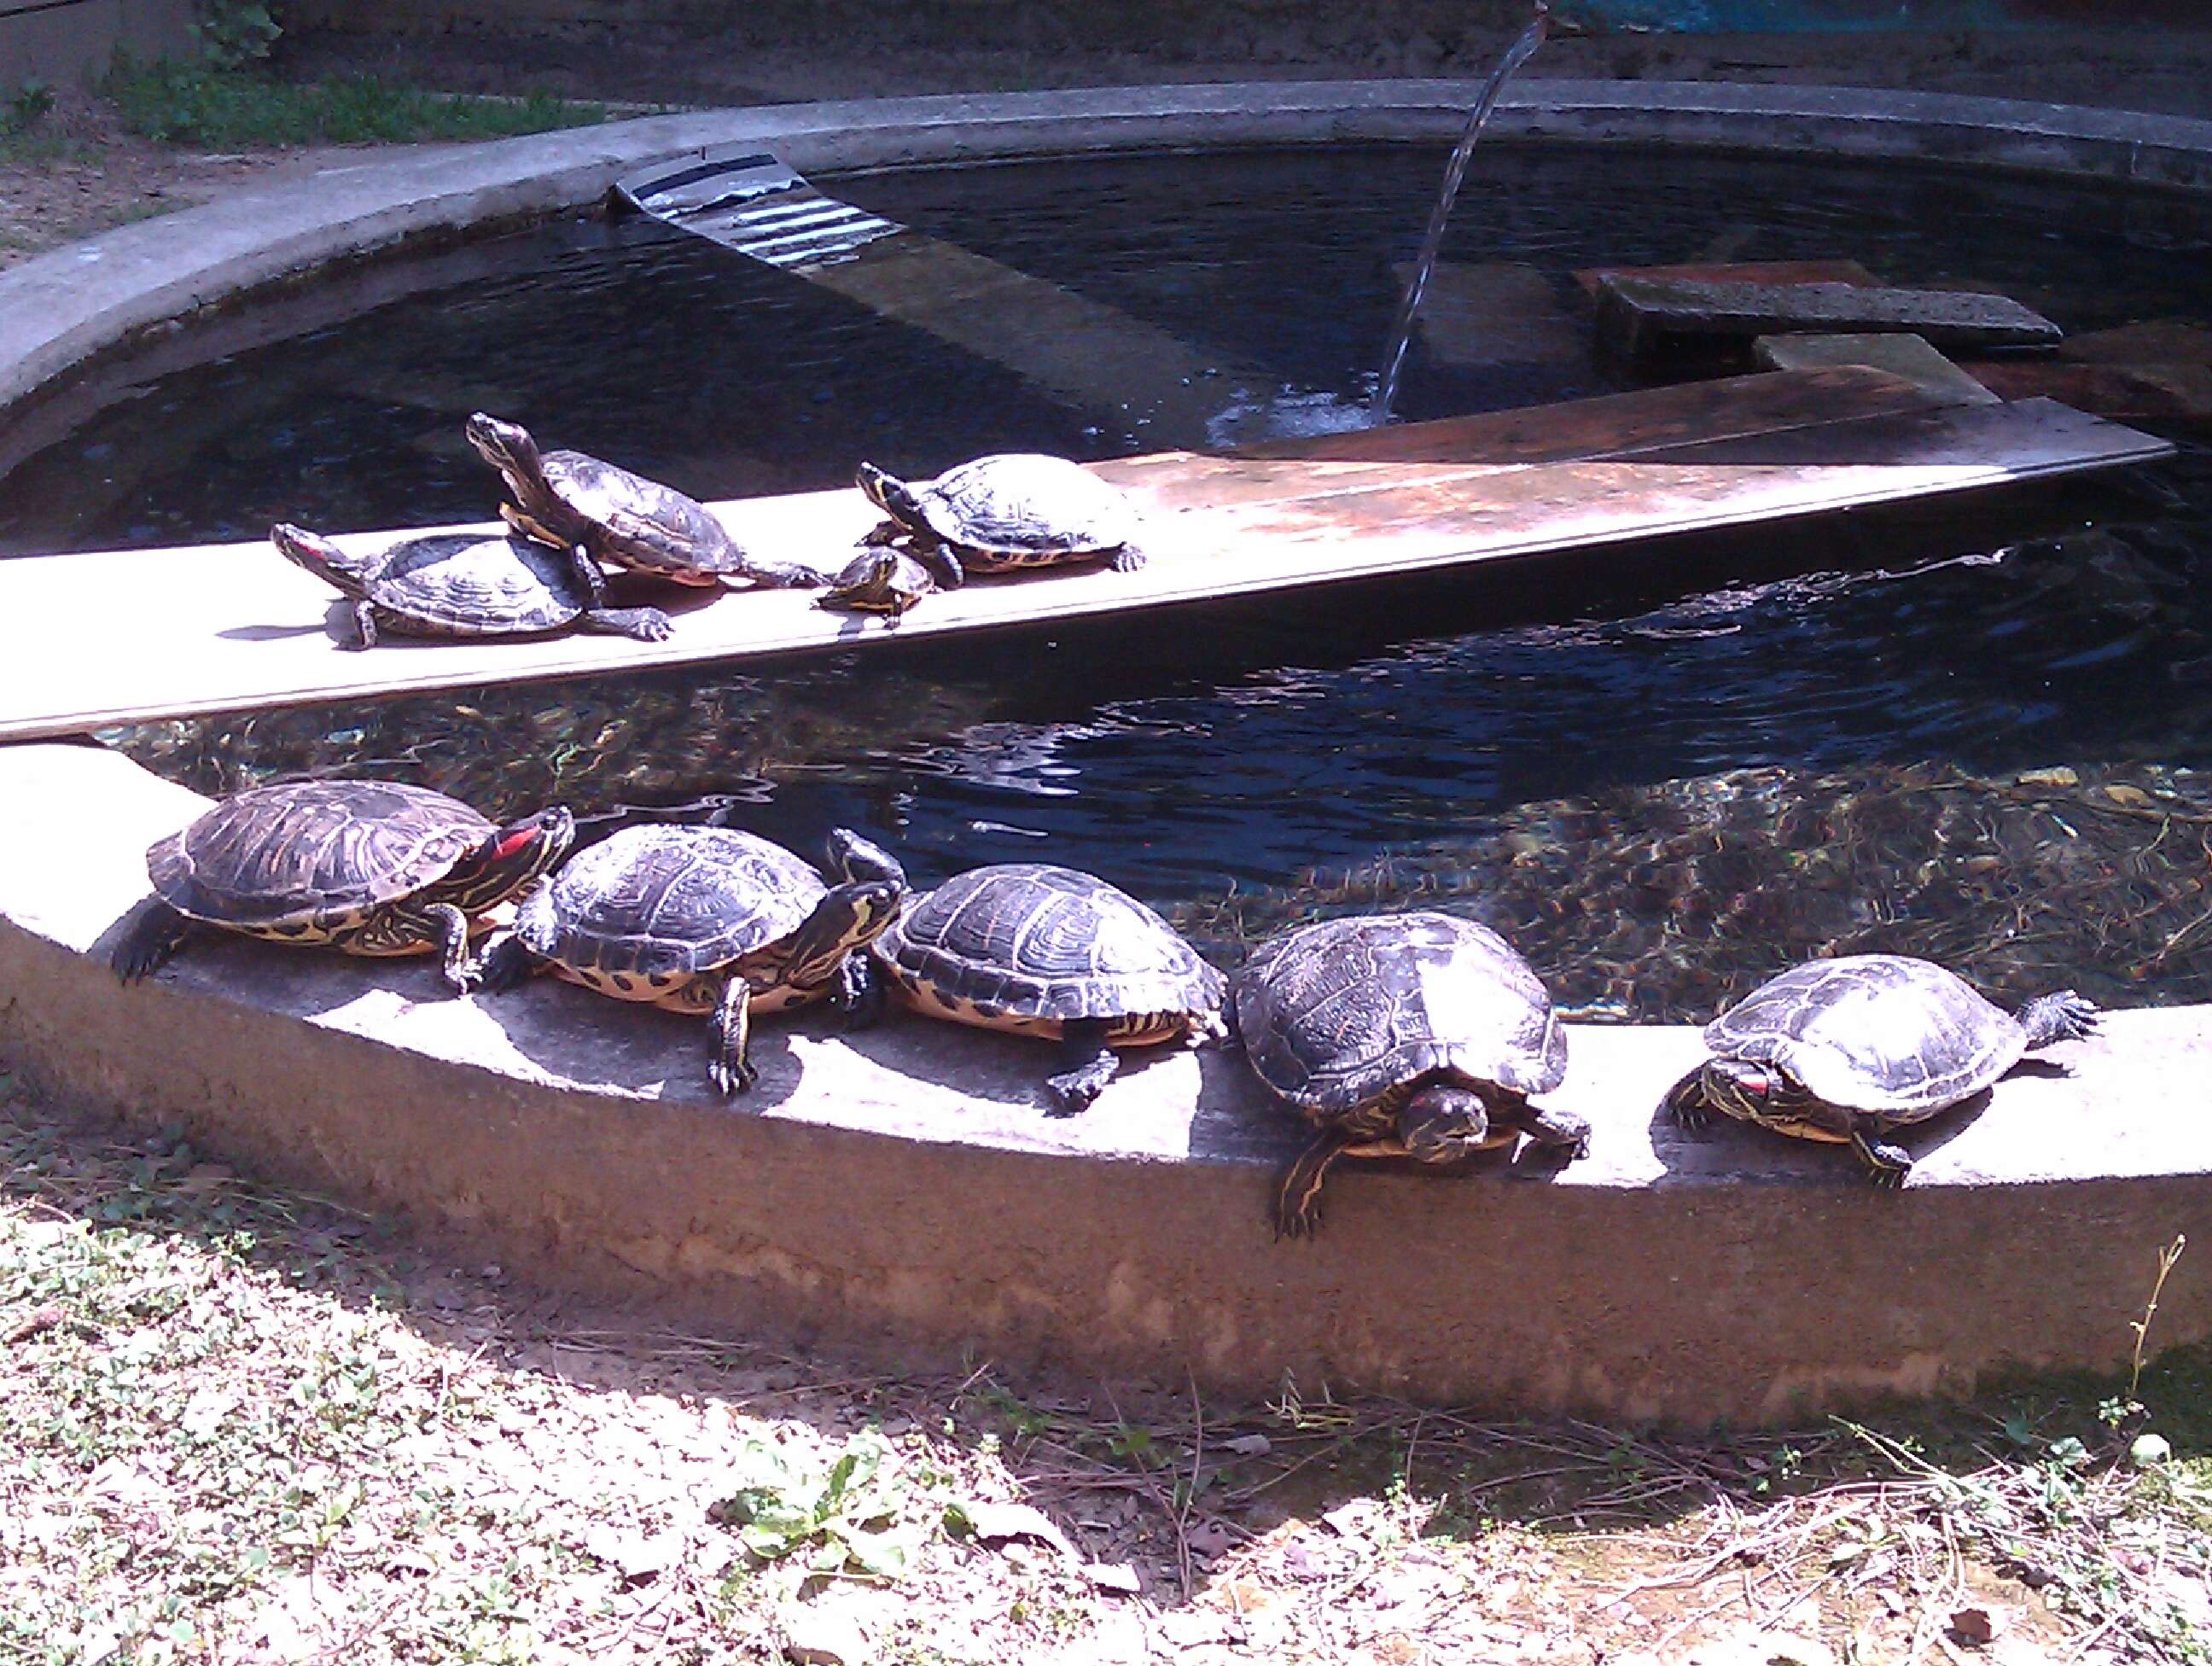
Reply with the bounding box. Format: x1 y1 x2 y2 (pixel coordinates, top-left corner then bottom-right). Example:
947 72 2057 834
466 973 807 1105
1644 1075 1994 1185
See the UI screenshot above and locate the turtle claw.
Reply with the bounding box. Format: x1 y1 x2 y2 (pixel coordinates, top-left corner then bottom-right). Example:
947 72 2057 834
1662 1070 1715 1132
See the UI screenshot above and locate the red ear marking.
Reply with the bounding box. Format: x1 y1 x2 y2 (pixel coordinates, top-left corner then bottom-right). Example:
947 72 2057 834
491 826 541 862
1742 1071 1771 1098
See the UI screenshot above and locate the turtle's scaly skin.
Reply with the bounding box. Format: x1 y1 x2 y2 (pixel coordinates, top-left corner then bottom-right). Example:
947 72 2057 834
856 454 1145 587
272 523 672 648
466 412 823 591
475 824 904 1097
1234 912 1586 1238
1665 953 2099 1184
109 780 573 994
867 862 1224 1113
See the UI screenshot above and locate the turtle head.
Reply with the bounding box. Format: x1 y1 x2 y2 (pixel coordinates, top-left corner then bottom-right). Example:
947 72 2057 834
784 869 905 987
1396 1083 1498 1164
1697 1057 1778 1125
464 411 543 483
824 827 908 891
271 522 377 597
442 804 577 913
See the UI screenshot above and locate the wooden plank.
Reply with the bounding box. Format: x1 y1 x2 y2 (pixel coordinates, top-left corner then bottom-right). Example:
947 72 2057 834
1596 276 2064 361
1753 333 2000 407
0 394 2169 744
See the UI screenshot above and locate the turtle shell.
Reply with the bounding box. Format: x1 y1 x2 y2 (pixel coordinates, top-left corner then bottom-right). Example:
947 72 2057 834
517 825 824 979
876 863 1222 1022
820 545 936 614
534 451 748 580
148 780 493 931
367 533 582 634
1234 912 1566 1119
1702 954 2027 1119
909 455 1138 557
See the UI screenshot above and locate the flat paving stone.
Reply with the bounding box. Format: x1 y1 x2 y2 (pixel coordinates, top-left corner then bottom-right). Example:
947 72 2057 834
1597 275 2064 361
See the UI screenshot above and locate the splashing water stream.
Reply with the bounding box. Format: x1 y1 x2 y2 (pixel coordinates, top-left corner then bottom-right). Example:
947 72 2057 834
1371 1 1554 421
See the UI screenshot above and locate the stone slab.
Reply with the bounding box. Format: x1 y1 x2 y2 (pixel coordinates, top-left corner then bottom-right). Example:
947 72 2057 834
1595 276 2064 362
1394 260 1588 369
2 738 2209 1423
1754 332 2002 405
1573 259 1882 297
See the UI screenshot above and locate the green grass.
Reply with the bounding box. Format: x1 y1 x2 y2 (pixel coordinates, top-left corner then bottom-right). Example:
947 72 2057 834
102 61 608 149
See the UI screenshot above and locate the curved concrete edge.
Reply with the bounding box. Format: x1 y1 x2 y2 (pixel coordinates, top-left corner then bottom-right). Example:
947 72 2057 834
2 740 2207 1423
3 79 2210 422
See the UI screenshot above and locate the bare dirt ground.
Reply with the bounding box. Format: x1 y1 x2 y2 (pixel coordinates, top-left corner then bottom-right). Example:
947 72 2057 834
9 1072 2204 1666
0 87 418 271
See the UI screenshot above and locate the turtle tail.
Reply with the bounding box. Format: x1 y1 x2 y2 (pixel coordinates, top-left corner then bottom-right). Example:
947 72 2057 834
2015 989 2099 1050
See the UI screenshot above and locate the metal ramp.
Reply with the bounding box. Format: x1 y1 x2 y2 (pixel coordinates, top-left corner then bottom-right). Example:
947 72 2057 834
614 146 1359 450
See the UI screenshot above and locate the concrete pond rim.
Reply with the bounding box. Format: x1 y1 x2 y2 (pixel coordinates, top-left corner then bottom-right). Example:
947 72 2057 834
2 82 2209 1421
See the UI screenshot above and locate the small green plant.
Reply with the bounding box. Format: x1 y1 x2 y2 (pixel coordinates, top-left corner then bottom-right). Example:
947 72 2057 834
4 78 55 135
710 1433 918 1579
191 1 282 69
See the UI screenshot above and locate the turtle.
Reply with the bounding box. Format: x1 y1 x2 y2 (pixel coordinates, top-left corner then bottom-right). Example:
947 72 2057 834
109 779 574 993
817 544 940 621
1231 912 1588 1239
272 522 673 650
465 411 824 591
1664 953 2100 1184
854 453 1144 588
474 824 906 1097
849 858 1224 1112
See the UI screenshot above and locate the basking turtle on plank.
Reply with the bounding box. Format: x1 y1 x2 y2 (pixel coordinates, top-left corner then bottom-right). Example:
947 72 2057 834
272 523 673 650
110 779 573 993
854 453 1144 587
848 856 1225 1113
466 411 824 590
1665 953 2098 1185
1231 912 1587 1239
817 544 940 621
474 824 905 1097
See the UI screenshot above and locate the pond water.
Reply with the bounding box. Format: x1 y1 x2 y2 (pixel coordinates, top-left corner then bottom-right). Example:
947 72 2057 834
9 144 2211 1018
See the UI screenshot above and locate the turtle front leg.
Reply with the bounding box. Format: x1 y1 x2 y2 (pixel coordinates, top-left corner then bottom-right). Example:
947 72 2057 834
1516 1101 1592 1162
1275 1128 1351 1240
577 604 675 643
1850 1124 1913 1187
469 929 544 995
834 952 887 1029
1106 542 1148 573
426 903 480 995
342 600 381 650
110 896 200 982
709 975 757 1097
913 540 965 591
1045 1018 1119 1114
1662 1065 1717 1132
564 542 672 638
